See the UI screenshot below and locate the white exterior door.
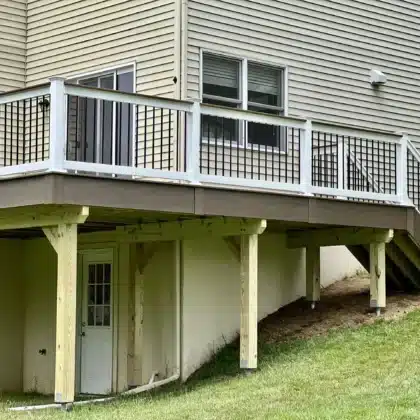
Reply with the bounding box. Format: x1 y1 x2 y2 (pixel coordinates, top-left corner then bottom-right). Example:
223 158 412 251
80 250 114 395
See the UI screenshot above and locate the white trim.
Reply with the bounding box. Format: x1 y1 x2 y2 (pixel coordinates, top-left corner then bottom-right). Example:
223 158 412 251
0 85 50 105
312 122 401 144
64 85 193 112
309 185 398 203
63 62 137 84
284 66 289 117
0 161 51 177
200 103 305 128
198 173 303 194
63 160 192 181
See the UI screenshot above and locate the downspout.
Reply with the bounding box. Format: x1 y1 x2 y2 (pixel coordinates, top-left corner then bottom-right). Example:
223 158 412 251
175 0 188 100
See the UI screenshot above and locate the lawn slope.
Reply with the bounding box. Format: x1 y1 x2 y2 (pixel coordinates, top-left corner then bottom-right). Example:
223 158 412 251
3 309 420 419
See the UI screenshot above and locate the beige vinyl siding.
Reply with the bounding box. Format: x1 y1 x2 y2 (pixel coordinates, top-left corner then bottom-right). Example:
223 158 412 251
0 1 26 167
187 0 420 147
0 0 26 92
26 0 177 98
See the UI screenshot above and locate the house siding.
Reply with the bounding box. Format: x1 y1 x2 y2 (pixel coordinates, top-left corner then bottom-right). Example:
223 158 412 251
187 0 420 145
0 0 26 92
26 0 177 98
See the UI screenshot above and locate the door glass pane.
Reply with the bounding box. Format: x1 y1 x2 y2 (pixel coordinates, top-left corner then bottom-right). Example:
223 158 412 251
100 75 114 164
96 264 104 283
104 284 111 305
88 306 95 326
96 285 104 305
104 264 111 284
86 262 112 327
88 264 96 284
103 306 111 327
88 285 95 305
116 71 134 167
95 306 104 327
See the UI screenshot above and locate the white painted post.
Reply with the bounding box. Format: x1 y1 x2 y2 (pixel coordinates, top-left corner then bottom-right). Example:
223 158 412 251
306 245 321 309
49 77 67 171
369 242 386 315
396 133 409 204
185 101 201 184
240 234 258 372
300 120 313 195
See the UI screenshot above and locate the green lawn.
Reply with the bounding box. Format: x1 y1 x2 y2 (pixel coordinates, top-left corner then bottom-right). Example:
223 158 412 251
3 311 420 419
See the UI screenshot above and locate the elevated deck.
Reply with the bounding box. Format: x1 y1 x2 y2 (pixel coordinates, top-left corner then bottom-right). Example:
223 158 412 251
1 79 420 292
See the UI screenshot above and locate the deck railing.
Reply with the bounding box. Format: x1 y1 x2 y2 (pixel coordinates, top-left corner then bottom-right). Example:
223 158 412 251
0 78 417 207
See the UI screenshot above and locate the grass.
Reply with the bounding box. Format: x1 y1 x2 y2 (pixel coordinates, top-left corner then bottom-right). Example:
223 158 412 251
3 311 420 419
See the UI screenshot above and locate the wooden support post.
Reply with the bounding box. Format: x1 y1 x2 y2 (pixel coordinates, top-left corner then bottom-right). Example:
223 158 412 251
240 234 258 372
45 224 78 405
306 246 321 309
369 242 386 315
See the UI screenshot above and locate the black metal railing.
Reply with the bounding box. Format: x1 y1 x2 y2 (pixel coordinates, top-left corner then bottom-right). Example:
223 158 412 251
407 147 420 208
346 136 396 196
66 95 184 171
199 115 301 184
0 95 50 166
312 131 339 188
312 130 397 201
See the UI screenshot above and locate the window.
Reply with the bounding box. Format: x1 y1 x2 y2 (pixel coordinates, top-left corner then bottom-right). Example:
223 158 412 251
202 54 241 143
202 53 285 150
67 67 134 166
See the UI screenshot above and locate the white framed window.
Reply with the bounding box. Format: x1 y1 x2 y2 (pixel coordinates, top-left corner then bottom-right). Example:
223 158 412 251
201 52 286 151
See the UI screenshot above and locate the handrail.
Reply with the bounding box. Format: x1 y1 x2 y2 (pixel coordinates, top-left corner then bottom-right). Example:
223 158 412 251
0 84 50 105
200 103 307 129
64 83 193 113
0 80 418 210
312 121 401 144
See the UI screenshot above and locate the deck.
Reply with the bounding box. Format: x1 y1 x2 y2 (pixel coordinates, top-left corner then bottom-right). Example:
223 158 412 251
0 78 419 209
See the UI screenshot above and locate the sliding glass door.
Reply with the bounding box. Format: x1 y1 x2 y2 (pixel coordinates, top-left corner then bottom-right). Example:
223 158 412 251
67 68 134 166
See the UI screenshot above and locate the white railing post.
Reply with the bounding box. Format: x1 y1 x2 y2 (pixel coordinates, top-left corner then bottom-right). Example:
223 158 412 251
397 132 409 204
185 101 201 184
300 120 313 195
336 135 348 200
49 77 67 172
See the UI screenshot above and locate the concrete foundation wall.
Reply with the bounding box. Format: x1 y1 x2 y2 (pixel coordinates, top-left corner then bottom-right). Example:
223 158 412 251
321 246 364 288
139 242 177 384
0 240 24 392
15 236 359 394
22 238 56 394
181 233 306 379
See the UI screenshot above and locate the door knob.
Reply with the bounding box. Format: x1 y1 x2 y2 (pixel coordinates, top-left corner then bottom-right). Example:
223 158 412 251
81 332 86 337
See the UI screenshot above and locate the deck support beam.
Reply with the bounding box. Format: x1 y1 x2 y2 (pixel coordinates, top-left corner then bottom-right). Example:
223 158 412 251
287 227 394 249
369 242 386 315
306 246 321 309
240 234 259 372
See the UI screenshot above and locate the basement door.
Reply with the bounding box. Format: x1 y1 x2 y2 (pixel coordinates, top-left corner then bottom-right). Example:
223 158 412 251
80 249 114 395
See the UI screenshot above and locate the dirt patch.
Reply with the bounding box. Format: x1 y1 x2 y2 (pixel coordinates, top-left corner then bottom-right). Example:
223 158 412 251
260 274 420 344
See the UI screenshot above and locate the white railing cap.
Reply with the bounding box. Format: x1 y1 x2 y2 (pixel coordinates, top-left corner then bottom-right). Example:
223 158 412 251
64 83 194 113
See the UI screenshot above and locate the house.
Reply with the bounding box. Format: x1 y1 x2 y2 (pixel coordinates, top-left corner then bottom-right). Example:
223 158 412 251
1 0 420 407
